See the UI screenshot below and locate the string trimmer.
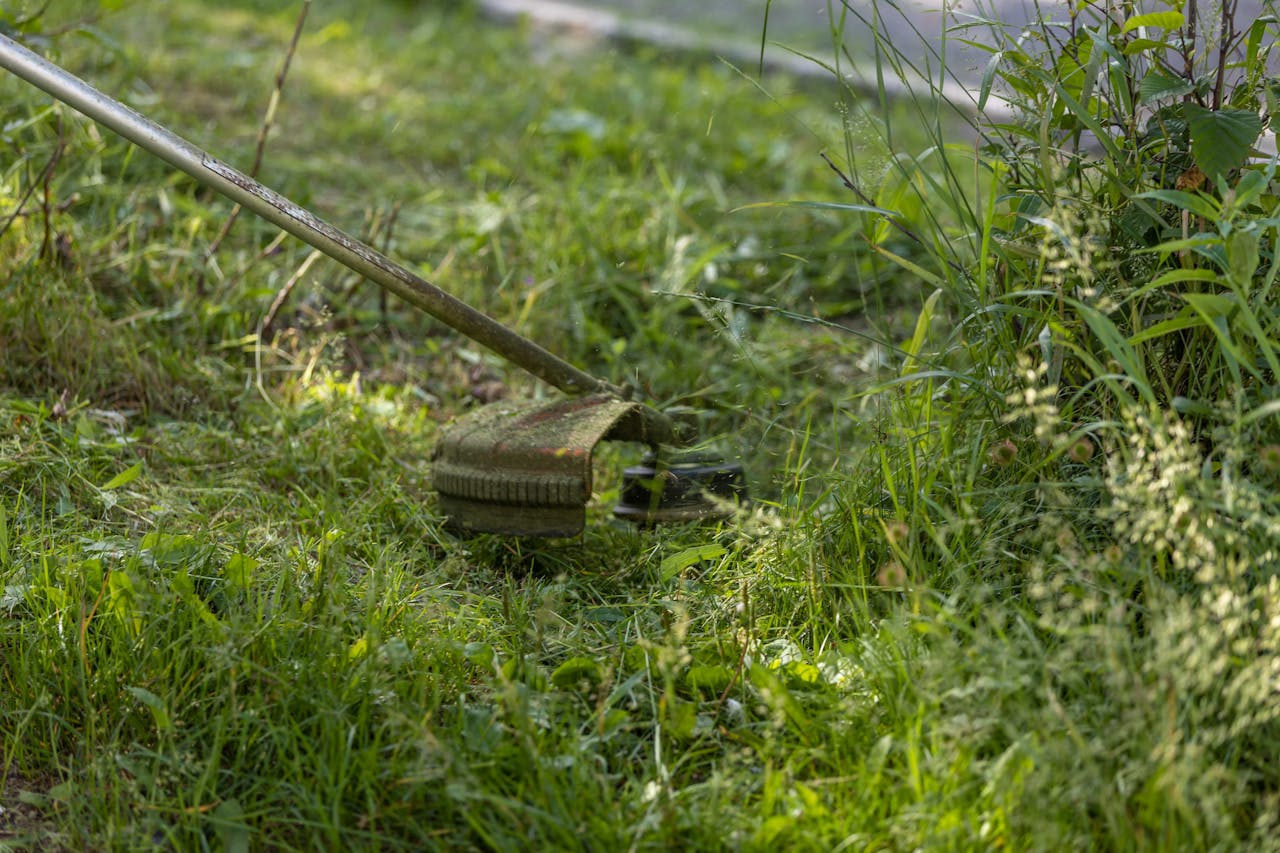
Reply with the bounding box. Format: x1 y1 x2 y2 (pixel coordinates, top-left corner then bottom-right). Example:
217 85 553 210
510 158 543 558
0 33 746 536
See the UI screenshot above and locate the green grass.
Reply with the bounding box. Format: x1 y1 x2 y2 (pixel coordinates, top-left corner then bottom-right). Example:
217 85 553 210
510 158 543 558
0 1 930 848
5 0 1280 849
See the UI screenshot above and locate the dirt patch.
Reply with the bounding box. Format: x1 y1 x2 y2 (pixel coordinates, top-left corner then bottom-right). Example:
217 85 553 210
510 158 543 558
0 771 61 850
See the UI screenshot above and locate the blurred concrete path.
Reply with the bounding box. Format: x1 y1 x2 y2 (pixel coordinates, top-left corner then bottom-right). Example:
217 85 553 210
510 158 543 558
476 0 1046 106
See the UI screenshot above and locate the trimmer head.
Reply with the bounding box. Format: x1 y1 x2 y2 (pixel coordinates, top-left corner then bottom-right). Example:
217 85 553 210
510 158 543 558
613 452 747 525
433 396 746 536
433 395 656 536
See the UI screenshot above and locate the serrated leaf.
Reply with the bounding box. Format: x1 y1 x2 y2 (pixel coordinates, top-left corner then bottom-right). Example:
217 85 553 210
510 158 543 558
1121 11 1185 33
1138 70 1194 103
100 462 142 490
1186 106 1263 179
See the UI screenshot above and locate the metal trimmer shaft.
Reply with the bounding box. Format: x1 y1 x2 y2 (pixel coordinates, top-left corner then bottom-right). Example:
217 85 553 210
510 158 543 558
0 33 679 446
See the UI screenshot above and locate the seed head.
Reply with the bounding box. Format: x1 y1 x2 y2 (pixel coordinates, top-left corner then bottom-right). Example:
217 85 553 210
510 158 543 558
877 559 907 588
989 439 1018 467
1068 437 1095 463
1259 444 1280 475
883 519 910 546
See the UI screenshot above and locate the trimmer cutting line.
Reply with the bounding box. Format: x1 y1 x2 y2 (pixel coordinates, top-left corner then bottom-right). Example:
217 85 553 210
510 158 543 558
0 33 746 536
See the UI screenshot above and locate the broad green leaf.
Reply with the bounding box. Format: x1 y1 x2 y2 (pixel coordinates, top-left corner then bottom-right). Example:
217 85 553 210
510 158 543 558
224 553 259 590
901 289 942 376
1123 37 1173 55
1143 268 1221 289
1138 70 1194 103
1232 167 1271 211
659 544 726 581
979 51 1003 111
108 570 142 636
1054 30 1095 104
1172 396 1217 418
171 570 223 632
1186 106 1263 179
753 816 795 846
1182 292 1238 318
662 696 697 740
780 660 823 686
1132 188 1221 221
100 462 142 490
211 799 251 853
126 686 172 733
551 656 602 689
1121 11 1185 33
1129 311 1203 344
1227 229 1260 286
47 782 74 801
141 532 197 565
685 664 734 693
463 642 495 668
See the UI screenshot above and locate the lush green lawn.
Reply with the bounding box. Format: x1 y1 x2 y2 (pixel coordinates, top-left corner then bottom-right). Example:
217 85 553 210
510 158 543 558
5 0 1280 850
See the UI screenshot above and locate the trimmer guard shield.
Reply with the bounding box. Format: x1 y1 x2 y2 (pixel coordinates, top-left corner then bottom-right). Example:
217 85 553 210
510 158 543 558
432 394 651 536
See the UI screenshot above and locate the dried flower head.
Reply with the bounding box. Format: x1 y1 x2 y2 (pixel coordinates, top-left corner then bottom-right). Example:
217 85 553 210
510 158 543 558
877 560 907 588
1068 437 1095 463
1259 444 1280 475
883 519 910 546
990 439 1018 467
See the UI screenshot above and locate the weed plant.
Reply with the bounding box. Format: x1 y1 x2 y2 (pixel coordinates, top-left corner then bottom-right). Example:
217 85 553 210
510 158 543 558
747 0 1280 846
